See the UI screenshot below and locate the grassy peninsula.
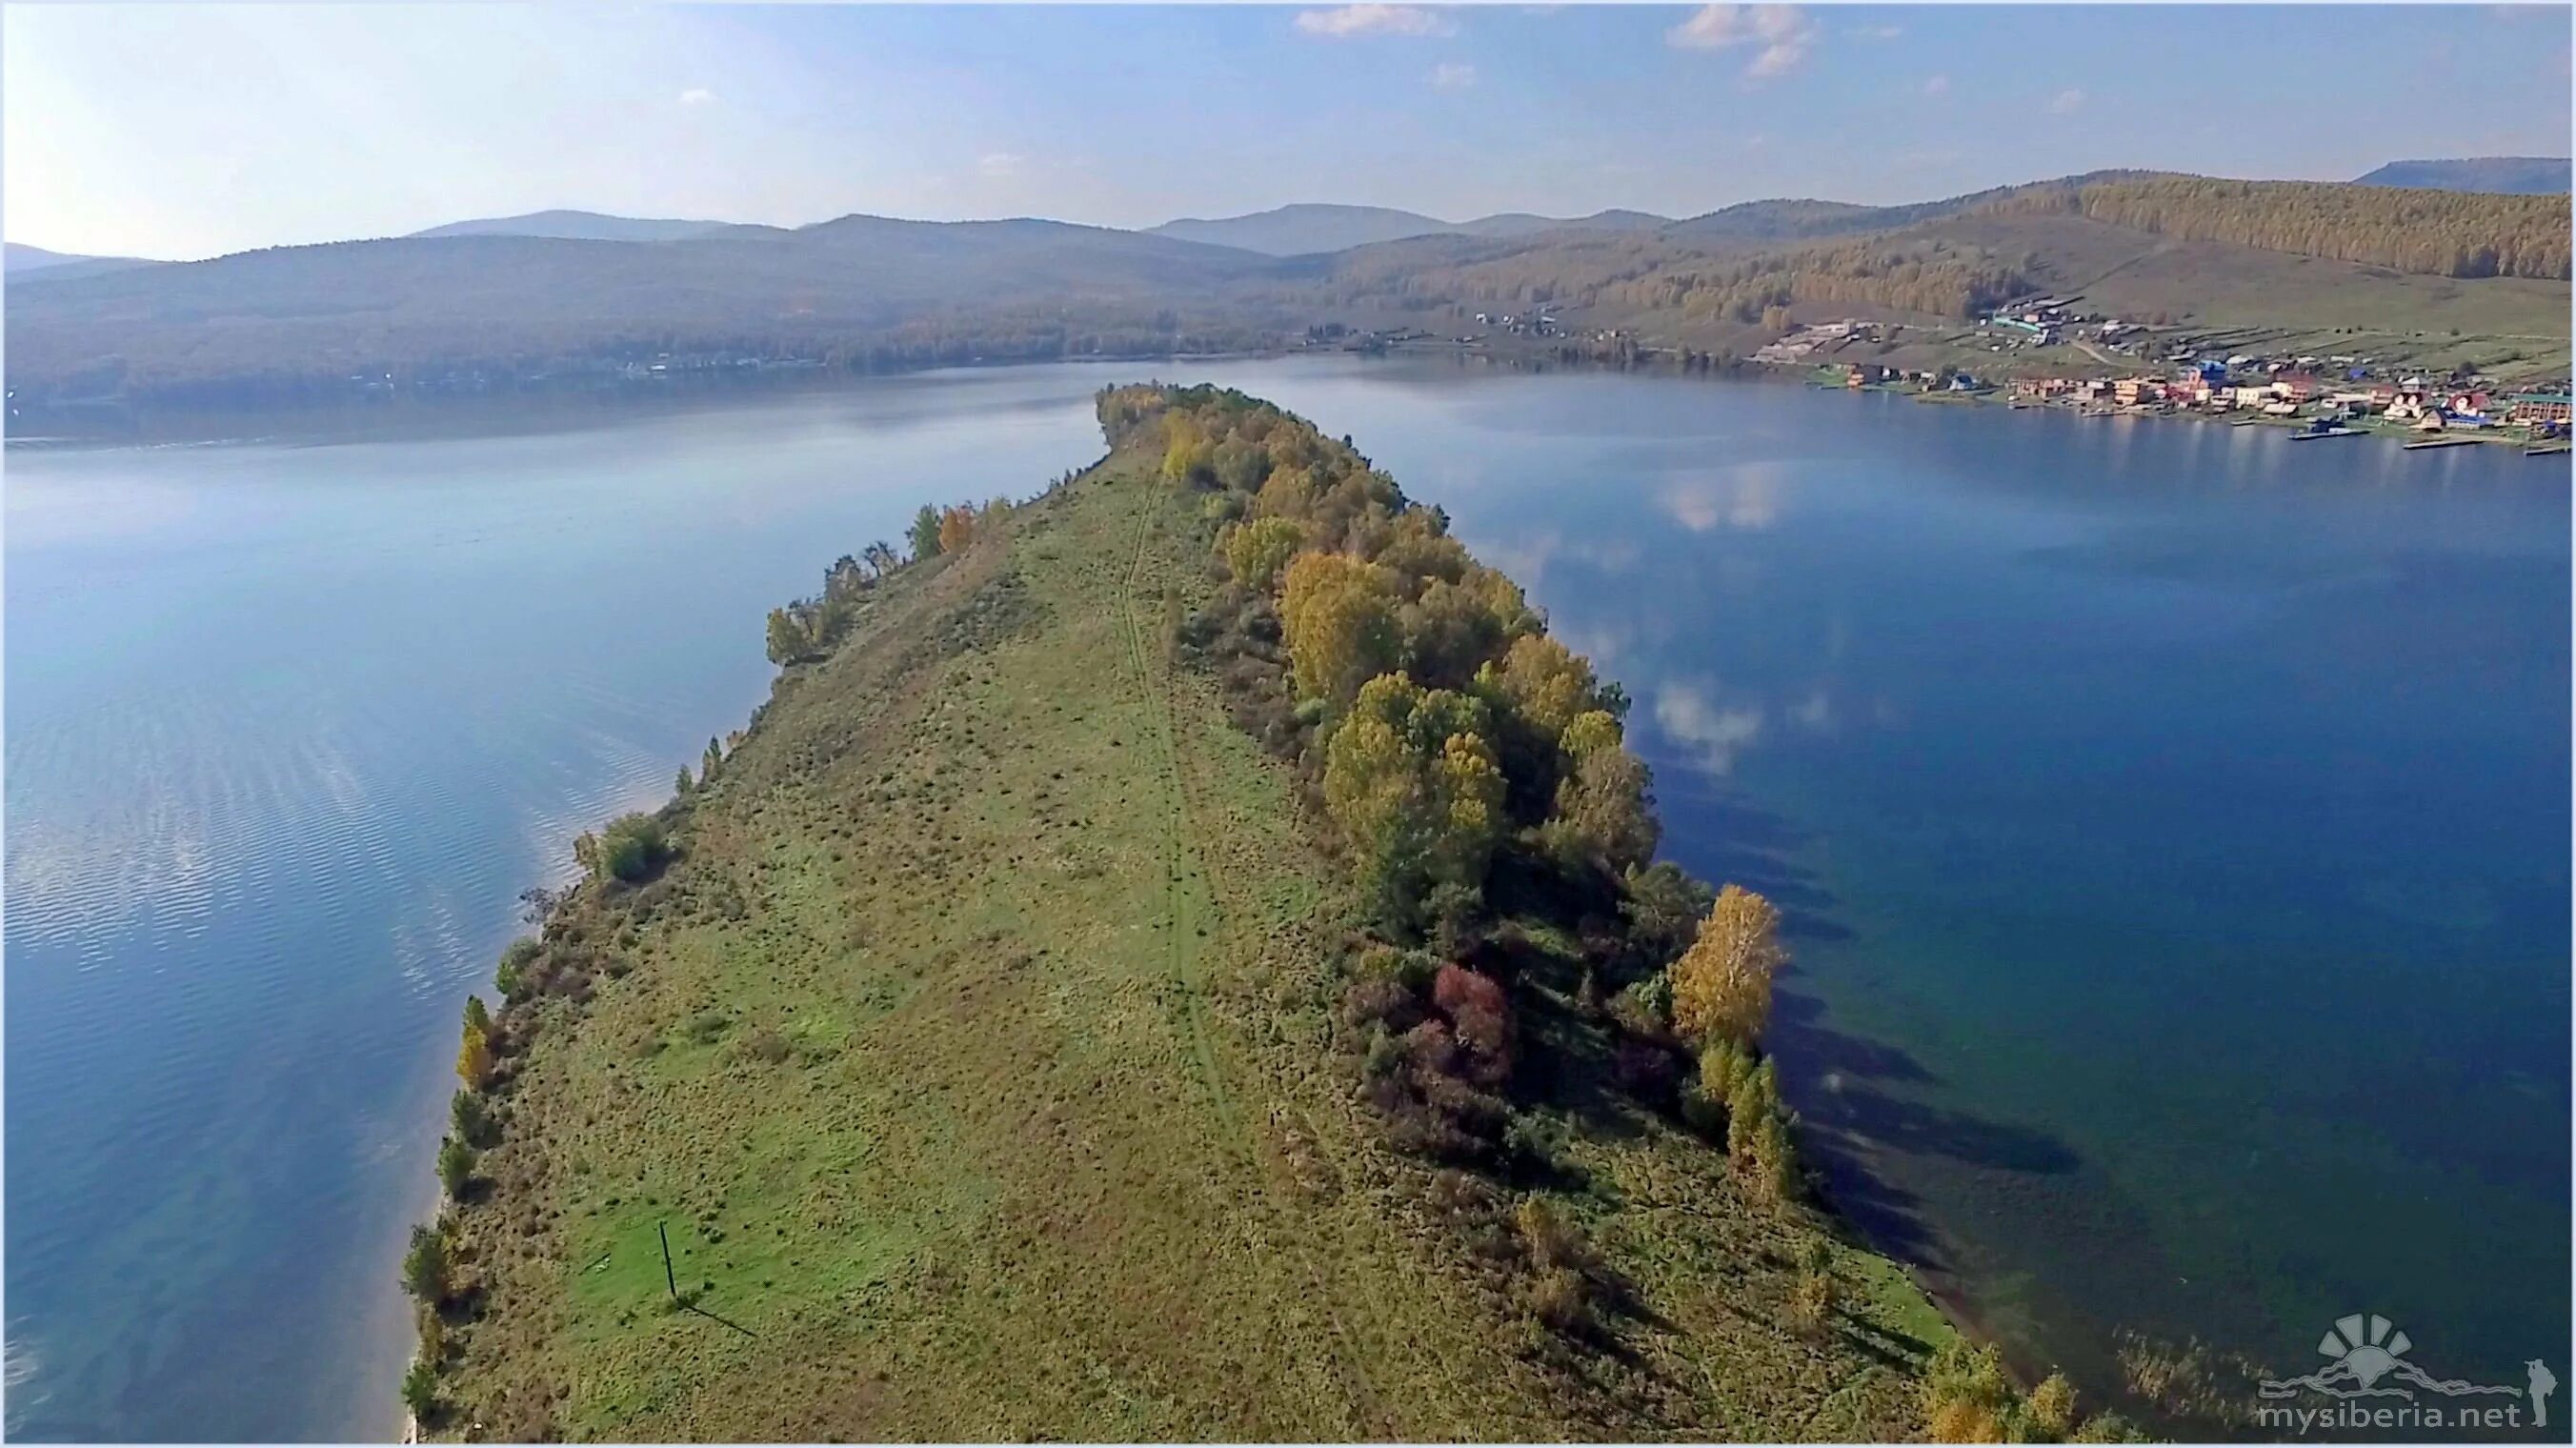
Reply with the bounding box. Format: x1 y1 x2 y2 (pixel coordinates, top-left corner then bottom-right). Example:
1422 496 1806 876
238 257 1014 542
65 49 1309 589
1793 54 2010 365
407 386 2123 1442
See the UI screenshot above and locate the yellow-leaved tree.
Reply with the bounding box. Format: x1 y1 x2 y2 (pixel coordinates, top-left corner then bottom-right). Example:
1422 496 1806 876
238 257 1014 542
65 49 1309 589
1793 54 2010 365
1474 634 1600 743
1280 552 1403 706
1671 883 1786 1045
457 1020 493 1089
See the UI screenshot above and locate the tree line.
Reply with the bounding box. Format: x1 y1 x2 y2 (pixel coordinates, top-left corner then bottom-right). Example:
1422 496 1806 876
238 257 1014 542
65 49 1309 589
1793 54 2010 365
1980 174 2572 280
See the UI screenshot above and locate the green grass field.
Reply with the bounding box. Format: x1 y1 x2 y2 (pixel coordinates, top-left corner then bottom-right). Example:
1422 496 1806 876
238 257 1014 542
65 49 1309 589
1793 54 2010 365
435 443 1951 1440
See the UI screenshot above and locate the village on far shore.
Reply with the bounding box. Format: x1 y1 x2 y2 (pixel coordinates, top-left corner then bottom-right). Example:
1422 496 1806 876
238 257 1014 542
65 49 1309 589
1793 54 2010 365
1759 300 2574 452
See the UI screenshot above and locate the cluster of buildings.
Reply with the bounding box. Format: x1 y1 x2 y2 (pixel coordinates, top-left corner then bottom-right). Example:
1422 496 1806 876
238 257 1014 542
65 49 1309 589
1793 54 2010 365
1754 319 1887 366
2004 368 2572 432
1470 309 1564 338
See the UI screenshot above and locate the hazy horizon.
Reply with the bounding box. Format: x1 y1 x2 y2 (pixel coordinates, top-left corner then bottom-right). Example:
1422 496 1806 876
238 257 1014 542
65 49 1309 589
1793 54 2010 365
6 3 2568 262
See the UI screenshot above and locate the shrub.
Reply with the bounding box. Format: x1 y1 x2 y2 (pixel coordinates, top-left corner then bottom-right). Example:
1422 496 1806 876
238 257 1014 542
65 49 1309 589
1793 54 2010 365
1521 1264 1590 1334
400 1360 437 1417
2026 1373 2079 1438
436 1137 476 1196
450 1091 494 1149
1432 964 1514 1086
594 813 669 883
1785 1268 1837 1338
494 937 540 998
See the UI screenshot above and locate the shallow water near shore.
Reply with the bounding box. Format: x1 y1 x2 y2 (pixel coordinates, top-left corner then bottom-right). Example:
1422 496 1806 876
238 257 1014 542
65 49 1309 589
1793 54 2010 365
7 357 2566 1438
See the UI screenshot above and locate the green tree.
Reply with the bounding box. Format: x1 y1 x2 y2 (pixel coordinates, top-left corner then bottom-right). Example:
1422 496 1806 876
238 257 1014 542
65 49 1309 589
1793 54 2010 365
400 1223 449 1303
1222 516 1306 591
1547 740 1659 873
1323 673 1505 922
765 607 812 666
436 1136 476 1196
908 504 943 560
400 1360 437 1418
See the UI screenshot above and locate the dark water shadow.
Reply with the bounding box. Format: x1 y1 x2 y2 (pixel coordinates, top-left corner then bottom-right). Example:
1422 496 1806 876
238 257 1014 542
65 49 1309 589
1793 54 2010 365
1767 989 1941 1087
1802 1080 2083 1176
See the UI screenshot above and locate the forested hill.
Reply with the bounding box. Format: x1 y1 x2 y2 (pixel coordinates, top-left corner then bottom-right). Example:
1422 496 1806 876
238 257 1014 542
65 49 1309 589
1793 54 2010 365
7 171 2566 409
1978 175 2570 279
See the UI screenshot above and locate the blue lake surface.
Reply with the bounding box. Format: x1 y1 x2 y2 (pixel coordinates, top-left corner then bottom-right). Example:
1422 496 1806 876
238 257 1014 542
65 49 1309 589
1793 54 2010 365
7 358 2566 1438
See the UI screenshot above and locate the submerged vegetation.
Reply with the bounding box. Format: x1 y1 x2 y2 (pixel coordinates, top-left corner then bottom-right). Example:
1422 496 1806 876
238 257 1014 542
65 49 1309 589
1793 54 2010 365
405 383 2137 1440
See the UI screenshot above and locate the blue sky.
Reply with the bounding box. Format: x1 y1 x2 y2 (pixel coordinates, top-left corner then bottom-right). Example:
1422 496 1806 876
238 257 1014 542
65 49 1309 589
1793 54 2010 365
6 3 2567 260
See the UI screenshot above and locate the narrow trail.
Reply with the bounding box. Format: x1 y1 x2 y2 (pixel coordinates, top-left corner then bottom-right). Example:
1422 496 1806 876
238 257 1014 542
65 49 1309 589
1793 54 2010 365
1103 478 1393 1437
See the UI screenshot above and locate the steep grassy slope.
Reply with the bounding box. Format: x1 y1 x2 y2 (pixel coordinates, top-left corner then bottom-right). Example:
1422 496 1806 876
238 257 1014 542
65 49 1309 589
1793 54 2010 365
430 433 1950 1441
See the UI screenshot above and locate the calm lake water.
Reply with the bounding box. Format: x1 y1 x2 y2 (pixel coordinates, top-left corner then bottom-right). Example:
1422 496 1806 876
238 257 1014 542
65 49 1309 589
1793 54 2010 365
7 358 2566 1438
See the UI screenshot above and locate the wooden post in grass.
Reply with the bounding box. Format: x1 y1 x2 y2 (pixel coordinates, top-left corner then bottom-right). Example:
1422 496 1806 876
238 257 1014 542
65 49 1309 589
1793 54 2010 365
658 1221 677 1299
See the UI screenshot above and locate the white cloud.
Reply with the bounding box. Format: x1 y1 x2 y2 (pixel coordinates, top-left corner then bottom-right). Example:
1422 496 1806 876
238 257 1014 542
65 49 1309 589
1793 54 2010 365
676 87 714 107
1429 61 1477 90
1667 4 1817 78
1660 463 1783 533
1922 73 1950 98
2048 87 2087 114
977 151 1025 179
1295 5 1456 38
1654 680 1765 776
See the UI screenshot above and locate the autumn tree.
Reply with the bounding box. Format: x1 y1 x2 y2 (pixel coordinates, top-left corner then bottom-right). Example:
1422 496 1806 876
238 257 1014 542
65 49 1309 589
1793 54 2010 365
936 504 976 554
1280 552 1403 707
1475 634 1601 743
1399 566 1533 689
1324 673 1507 921
456 1019 493 1089
1222 517 1306 592
1671 883 1787 1046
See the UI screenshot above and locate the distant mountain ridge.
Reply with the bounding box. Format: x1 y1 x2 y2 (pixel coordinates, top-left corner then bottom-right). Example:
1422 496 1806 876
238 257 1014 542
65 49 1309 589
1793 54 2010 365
2352 157 2571 195
6 242 162 282
1146 203 1673 255
10 169 2565 410
405 210 739 243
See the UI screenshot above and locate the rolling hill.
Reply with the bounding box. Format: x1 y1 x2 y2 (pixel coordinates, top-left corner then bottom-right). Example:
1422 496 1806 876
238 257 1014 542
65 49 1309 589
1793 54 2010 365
8 171 2566 410
2354 157 2570 194
405 210 739 243
1147 204 1675 255
5 242 162 282
1147 204 1459 255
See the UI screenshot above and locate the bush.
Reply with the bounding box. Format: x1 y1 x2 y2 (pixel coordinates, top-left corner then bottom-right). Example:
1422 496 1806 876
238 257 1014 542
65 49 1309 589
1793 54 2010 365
2026 1373 2079 1438
1521 1264 1590 1334
436 1137 476 1196
1785 1268 1836 1338
494 937 540 998
594 813 669 883
400 1360 437 1417
450 1091 495 1149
